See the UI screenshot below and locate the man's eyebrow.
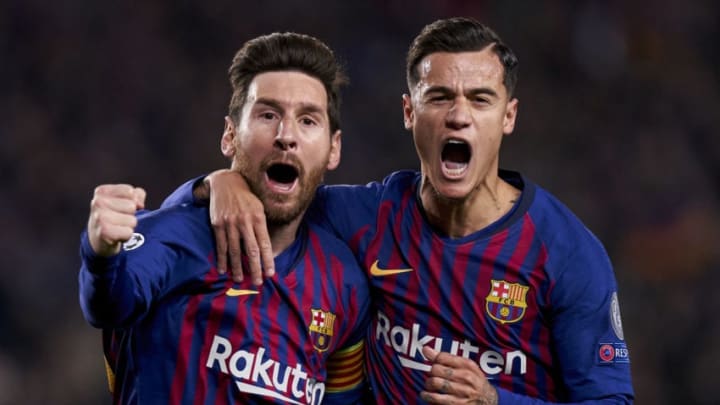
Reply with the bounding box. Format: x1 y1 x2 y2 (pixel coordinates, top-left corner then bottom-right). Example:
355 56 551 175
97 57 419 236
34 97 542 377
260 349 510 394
467 87 499 98
295 101 325 116
255 98 325 115
423 85 499 98
254 98 284 111
423 86 454 95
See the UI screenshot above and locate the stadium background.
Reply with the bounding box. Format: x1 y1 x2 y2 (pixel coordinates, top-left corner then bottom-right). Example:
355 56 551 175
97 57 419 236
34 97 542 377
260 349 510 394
1 1 718 403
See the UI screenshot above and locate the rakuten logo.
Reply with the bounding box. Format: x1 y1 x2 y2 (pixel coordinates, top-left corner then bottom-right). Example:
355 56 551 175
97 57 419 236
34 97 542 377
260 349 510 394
375 311 527 377
206 335 324 404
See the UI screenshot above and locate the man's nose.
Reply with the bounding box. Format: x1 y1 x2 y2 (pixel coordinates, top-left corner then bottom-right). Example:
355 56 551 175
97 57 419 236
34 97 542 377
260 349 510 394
274 120 298 150
445 97 471 130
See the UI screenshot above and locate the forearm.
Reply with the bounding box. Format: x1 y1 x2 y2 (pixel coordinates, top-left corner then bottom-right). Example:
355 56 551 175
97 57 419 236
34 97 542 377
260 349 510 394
78 233 148 328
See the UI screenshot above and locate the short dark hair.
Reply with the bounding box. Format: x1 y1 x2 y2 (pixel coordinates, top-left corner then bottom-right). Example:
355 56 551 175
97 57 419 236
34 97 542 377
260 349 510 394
228 32 347 133
406 17 518 97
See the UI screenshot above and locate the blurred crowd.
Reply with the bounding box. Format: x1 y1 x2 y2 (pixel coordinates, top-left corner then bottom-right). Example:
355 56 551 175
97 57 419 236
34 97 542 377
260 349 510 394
1 0 718 403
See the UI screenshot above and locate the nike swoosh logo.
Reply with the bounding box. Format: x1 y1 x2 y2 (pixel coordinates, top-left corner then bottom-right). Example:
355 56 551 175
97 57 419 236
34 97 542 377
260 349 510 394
370 260 413 277
225 288 259 297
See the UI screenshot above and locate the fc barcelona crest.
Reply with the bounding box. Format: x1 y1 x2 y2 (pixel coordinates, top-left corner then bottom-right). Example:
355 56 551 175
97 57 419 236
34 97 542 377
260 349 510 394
485 280 529 324
309 308 336 352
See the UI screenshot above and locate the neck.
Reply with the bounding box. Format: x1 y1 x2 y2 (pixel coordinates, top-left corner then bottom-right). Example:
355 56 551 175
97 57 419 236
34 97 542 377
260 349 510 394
267 215 304 257
419 173 520 239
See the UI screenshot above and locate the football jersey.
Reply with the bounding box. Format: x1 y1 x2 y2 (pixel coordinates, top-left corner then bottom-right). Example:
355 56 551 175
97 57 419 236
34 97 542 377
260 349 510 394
305 170 634 404
79 203 370 404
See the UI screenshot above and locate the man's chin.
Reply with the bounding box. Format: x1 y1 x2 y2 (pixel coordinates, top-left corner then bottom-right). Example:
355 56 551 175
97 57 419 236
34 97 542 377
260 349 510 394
263 199 305 226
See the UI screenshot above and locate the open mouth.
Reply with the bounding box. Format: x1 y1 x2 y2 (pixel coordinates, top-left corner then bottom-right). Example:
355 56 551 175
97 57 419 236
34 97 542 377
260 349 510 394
441 139 471 176
266 163 299 192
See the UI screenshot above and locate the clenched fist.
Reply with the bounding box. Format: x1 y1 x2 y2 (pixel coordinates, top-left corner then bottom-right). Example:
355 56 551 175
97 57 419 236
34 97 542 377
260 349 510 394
87 184 147 257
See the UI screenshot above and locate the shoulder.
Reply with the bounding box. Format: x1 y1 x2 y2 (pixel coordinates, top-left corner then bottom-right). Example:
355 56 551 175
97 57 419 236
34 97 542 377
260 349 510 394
521 177 610 273
381 170 419 186
317 170 419 198
530 184 600 243
310 171 419 218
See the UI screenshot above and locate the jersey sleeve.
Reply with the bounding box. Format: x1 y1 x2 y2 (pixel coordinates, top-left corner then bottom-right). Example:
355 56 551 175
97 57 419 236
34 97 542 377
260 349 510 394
546 234 633 403
78 209 185 329
500 229 632 405
160 175 206 209
494 241 634 405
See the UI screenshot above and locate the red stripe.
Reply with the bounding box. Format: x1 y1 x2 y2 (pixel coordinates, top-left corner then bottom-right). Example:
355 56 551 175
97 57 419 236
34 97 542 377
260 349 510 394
519 216 555 399
391 188 423 329
170 253 219 404
424 230 444 340
533 248 555 399
349 224 370 253
311 231 334 342
495 217 535 389
214 267 256 403
331 255 352 343
295 236 316 368
472 228 509 375
265 263 283 396
499 215 535 393
449 240 473 337
193 282 228 404
405 189 422 266
363 198 394 275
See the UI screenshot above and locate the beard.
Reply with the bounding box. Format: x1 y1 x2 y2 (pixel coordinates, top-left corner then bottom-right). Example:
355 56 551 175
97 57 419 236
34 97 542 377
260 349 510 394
236 151 326 227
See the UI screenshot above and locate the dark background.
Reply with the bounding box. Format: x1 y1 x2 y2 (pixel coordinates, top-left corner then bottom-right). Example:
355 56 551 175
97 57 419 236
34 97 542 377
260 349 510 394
1 1 719 403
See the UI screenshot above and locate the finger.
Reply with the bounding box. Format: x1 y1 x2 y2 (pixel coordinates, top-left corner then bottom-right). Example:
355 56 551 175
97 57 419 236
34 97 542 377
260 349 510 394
91 209 138 231
421 377 457 404
423 346 440 362
88 222 134 256
240 223 263 286
427 372 479 397
253 214 275 278
94 184 136 198
226 221 243 282
133 187 147 210
424 346 478 370
425 376 451 393
419 390 455 404
91 195 139 215
427 362 454 379
212 222 228 275
97 223 135 244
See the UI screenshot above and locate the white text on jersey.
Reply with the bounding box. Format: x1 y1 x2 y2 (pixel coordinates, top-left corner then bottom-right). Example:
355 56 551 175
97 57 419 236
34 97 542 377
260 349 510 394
206 335 325 404
375 310 527 377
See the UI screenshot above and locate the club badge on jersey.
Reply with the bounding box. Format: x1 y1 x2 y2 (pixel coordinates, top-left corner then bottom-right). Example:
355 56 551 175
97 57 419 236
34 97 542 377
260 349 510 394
309 309 336 352
485 280 530 324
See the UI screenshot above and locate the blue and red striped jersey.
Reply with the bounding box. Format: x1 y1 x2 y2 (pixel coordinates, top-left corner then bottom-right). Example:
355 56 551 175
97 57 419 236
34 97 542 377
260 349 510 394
79 203 370 404
305 170 634 404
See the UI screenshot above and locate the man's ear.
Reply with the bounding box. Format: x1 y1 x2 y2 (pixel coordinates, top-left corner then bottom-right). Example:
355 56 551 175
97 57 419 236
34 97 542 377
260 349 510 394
402 94 414 130
327 130 341 171
221 116 237 157
502 98 519 136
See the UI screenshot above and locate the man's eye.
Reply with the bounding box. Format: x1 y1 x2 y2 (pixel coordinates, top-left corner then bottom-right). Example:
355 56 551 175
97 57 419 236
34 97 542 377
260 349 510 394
301 117 317 126
261 112 277 120
428 96 449 104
